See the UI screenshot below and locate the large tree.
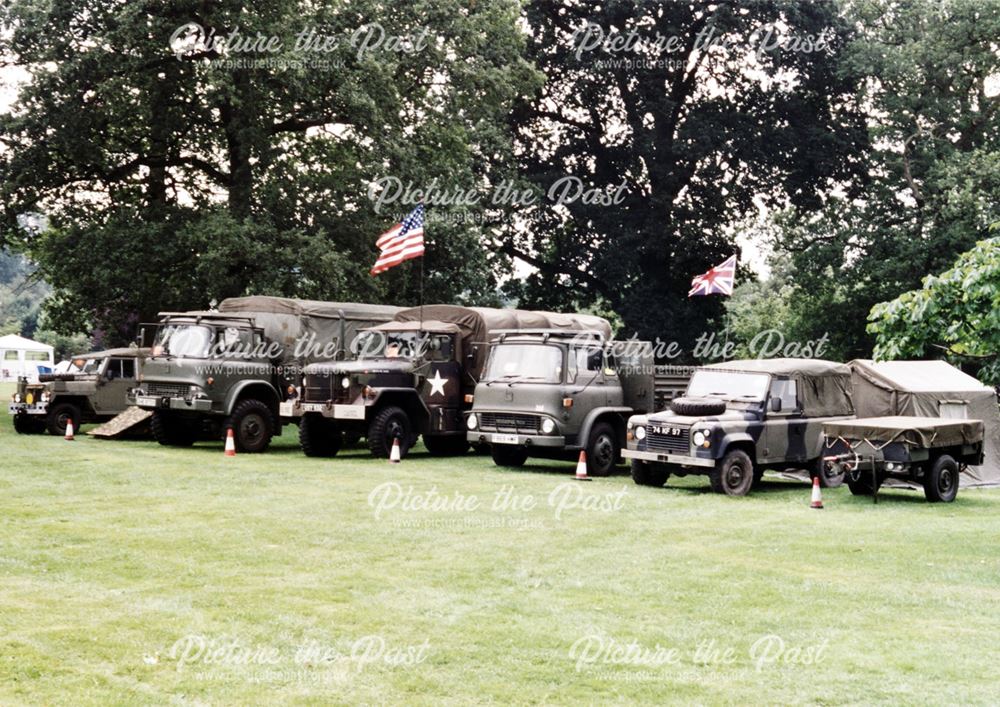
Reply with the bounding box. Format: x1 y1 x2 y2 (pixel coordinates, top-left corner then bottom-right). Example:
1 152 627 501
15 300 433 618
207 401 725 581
773 0 1000 360
0 0 539 344
500 0 868 352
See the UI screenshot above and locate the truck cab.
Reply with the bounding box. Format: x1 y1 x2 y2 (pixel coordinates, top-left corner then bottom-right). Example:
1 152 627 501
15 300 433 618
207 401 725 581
623 358 855 495
467 330 656 476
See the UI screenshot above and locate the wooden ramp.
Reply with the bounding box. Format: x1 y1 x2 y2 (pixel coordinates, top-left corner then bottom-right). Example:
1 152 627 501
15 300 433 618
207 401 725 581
88 407 153 439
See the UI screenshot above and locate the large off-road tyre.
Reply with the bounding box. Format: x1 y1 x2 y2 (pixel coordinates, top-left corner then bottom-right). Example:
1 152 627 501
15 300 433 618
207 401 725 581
491 444 528 468
586 422 619 477
13 413 44 435
46 402 81 437
151 410 197 447
669 397 726 417
923 454 959 503
225 399 275 453
367 406 412 459
631 459 670 487
812 457 845 488
709 449 755 496
423 435 469 456
299 413 342 458
847 471 880 496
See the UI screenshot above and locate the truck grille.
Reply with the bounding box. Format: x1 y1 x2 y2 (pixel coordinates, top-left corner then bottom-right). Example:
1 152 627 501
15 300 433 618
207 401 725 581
645 425 690 454
145 382 189 398
480 412 541 433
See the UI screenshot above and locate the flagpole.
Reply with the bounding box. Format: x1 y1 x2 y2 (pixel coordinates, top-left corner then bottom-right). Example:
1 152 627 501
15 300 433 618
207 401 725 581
419 255 424 332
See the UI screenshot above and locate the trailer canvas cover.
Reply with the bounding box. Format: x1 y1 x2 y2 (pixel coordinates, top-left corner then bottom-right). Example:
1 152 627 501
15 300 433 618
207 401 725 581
850 360 1000 486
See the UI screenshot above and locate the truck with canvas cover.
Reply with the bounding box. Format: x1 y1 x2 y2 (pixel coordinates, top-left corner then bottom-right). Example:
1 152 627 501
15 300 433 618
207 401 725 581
9 348 146 435
131 297 400 453
296 305 583 459
623 358 855 495
466 328 692 476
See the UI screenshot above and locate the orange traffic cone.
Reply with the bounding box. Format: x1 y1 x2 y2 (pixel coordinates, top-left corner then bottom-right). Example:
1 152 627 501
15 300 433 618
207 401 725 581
389 437 402 463
64 419 75 441
224 428 237 457
810 476 823 509
573 450 591 481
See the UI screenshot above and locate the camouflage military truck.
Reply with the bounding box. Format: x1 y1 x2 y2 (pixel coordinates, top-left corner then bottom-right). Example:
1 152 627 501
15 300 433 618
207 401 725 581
623 359 855 496
8 348 146 435
295 305 590 459
466 329 691 476
132 297 399 453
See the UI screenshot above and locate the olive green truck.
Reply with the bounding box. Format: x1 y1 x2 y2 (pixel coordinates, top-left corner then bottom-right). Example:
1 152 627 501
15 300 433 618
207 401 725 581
131 297 400 452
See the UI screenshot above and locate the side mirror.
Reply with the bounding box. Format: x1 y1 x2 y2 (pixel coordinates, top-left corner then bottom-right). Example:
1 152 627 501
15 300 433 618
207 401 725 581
586 349 603 371
770 397 782 413
467 345 479 362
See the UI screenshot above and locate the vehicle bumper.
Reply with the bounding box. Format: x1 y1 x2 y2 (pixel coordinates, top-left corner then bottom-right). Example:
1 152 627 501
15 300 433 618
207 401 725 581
622 448 715 468
281 401 366 421
133 395 213 412
8 403 48 416
467 431 567 449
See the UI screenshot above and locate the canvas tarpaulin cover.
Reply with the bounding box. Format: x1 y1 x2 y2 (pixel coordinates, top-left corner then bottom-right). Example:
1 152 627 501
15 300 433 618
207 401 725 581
850 360 1000 486
823 416 985 450
217 297 401 365
701 358 855 417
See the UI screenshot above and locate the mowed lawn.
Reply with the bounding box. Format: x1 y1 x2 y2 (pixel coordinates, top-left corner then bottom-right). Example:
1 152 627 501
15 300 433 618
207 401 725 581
1 385 1000 704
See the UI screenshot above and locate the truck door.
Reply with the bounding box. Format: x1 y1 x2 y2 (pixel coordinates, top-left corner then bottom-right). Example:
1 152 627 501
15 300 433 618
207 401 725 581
422 334 462 433
566 343 608 430
762 377 807 464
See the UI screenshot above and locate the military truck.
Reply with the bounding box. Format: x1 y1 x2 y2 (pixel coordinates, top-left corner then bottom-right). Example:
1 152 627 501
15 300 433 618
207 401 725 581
294 305 604 459
466 330 691 476
623 359 855 495
132 297 399 452
8 348 146 435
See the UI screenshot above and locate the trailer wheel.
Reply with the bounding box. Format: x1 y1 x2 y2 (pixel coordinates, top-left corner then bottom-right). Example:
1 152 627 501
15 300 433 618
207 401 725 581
812 457 845 488
299 413 342 457
368 406 411 459
151 410 196 447
923 454 959 503
631 460 669 487
709 449 754 496
226 399 275 453
847 473 880 496
46 402 81 437
586 422 619 477
491 445 528 468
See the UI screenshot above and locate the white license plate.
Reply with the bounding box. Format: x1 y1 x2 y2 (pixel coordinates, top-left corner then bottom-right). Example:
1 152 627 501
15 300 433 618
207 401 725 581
492 434 519 445
334 404 365 420
135 396 158 407
304 403 326 413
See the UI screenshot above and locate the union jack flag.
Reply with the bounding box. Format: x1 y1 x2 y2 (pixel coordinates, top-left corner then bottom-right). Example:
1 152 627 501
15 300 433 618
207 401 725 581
688 255 737 297
370 204 425 276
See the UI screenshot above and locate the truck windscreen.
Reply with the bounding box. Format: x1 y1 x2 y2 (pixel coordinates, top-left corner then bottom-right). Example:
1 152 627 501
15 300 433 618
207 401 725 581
484 344 563 384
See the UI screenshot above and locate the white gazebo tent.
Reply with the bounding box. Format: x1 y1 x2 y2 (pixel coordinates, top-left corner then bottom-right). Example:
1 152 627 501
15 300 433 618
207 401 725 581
0 334 55 382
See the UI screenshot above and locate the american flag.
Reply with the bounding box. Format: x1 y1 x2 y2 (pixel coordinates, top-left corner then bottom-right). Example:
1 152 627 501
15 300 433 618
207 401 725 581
689 255 737 297
370 204 425 276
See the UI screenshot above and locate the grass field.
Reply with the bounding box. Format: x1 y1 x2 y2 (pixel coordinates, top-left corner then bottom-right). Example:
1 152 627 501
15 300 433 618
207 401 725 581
2 383 1000 704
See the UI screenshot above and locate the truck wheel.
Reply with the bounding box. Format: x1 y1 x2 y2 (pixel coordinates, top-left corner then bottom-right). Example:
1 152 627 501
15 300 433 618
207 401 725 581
226 399 275 453
151 410 196 447
631 460 669 487
491 445 528 467
847 473 880 496
368 406 411 459
924 454 959 503
13 413 44 434
423 435 469 456
46 402 81 437
709 449 754 496
299 414 342 457
586 422 619 477
813 457 845 488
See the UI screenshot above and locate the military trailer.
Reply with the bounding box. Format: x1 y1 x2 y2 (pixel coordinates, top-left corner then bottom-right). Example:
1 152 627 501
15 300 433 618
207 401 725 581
295 305 593 459
8 348 146 435
467 329 691 476
822 416 984 503
623 359 855 495
132 297 399 453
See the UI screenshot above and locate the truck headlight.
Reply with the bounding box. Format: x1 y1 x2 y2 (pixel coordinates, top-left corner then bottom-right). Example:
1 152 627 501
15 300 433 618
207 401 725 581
541 418 555 434
341 376 351 389
189 385 202 397
466 413 478 430
693 429 711 448
40 392 50 403
13 393 21 403
634 425 646 440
